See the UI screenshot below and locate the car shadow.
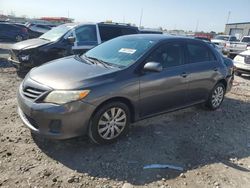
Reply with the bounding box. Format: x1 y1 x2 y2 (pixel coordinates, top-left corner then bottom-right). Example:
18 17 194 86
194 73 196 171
240 74 250 80
33 96 250 185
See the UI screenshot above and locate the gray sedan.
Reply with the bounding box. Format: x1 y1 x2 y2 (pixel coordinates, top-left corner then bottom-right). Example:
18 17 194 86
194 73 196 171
17 34 234 144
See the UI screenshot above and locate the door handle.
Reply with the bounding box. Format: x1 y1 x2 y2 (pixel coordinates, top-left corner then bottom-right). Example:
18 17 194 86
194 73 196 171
181 72 188 78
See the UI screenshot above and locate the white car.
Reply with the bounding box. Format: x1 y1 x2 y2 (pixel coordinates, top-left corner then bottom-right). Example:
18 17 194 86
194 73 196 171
233 47 250 76
211 35 237 53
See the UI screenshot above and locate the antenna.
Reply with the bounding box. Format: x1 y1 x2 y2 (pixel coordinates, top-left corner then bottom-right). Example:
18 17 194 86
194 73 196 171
195 20 199 32
226 11 231 24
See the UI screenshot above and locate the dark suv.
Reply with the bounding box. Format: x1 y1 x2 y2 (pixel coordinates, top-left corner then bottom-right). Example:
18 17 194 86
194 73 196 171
9 22 139 72
0 23 29 42
17 35 234 144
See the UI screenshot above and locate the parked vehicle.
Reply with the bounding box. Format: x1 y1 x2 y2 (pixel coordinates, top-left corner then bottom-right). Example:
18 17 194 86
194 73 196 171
225 36 250 57
195 37 211 42
211 35 237 54
233 47 250 76
25 23 55 38
139 29 163 34
17 35 234 144
9 22 139 73
0 23 29 42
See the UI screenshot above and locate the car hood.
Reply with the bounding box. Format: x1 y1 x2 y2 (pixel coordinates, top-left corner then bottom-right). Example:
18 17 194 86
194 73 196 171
240 49 250 56
12 38 51 50
29 56 120 90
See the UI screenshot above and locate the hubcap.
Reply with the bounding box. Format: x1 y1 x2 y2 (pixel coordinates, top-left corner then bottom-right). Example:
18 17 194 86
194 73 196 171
211 86 224 108
98 107 127 140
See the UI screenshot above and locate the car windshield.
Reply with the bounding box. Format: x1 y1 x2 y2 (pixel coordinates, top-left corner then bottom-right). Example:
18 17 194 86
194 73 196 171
84 36 157 67
215 35 229 40
39 25 73 41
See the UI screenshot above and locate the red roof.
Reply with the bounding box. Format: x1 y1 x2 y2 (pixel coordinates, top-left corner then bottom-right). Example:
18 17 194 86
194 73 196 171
40 17 72 21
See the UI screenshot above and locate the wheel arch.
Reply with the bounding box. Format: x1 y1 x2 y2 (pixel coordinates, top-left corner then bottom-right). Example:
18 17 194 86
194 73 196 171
217 79 227 90
91 97 136 123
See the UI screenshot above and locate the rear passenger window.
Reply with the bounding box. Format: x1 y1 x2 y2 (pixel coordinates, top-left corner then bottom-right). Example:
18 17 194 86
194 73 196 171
121 28 138 35
187 43 215 63
99 26 122 42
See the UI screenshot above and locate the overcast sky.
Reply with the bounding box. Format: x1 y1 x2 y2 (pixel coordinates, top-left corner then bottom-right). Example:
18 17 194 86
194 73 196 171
1 0 250 32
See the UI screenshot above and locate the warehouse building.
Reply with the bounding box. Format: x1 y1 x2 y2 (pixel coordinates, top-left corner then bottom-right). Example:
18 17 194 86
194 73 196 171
225 22 250 39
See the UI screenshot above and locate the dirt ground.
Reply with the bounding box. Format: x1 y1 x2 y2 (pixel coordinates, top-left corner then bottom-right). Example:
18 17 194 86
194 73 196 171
0 65 250 188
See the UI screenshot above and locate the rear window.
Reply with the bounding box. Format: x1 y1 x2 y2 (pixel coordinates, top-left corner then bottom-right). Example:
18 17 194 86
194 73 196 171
98 25 138 42
242 37 250 43
215 35 229 40
187 43 216 63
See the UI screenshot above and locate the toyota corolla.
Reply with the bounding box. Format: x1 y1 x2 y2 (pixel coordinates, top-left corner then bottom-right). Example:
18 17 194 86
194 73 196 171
17 34 233 144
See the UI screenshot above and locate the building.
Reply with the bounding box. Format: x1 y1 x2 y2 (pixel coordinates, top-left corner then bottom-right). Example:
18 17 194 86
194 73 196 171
225 22 250 39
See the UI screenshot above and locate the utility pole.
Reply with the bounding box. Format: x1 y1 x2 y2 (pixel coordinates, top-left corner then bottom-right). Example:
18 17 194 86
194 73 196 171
195 20 199 32
139 8 143 28
226 11 231 24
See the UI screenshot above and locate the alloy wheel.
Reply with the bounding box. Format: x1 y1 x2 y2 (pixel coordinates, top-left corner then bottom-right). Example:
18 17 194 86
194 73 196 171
211 86 224 108
97 107 127 140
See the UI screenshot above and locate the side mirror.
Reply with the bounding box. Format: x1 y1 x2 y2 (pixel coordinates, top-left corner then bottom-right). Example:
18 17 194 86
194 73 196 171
67 36 75 44
143 62 163 72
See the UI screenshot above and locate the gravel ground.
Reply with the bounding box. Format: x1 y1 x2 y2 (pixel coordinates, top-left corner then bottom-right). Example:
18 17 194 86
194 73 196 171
0 66 250 188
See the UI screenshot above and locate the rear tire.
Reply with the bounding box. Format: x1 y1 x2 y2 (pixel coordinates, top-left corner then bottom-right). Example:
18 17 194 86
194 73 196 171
88 102 130 144
206 83 225 110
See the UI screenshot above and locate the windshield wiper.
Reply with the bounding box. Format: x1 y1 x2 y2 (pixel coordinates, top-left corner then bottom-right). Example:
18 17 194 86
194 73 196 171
84 56 112 68
75 55 93 65
39 37 50 41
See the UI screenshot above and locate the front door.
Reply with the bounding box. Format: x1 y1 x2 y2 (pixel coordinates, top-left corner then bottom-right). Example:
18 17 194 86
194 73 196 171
72 25 99 54
139 42 189 117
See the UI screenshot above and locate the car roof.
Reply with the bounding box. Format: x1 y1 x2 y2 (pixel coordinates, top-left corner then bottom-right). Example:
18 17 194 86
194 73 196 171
62 22 138 29
120 34 189 41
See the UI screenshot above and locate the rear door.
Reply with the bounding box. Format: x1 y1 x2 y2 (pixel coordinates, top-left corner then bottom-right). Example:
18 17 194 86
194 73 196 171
72 24 99 54
184 41 220 104
139 41 189 117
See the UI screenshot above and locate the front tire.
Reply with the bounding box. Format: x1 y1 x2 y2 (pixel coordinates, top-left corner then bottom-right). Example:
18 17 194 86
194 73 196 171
206 83 225 110
88 102 130 144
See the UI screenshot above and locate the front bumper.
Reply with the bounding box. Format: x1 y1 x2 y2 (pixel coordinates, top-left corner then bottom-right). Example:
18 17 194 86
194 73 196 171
234 61 250 74
17 85 96 139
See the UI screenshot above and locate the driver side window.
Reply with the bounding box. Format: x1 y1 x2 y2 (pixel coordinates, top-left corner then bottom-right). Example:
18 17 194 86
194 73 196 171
146 42 184 68
75 25 97 45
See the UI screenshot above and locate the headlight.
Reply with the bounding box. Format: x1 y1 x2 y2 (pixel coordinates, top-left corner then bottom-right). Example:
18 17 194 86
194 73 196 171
245 55 250 64
19 54 30 61
44 90 90 104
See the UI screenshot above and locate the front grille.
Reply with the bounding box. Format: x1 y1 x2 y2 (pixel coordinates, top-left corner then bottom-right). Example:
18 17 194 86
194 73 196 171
245 56 250 64
23 87 46 100
24 113 39 129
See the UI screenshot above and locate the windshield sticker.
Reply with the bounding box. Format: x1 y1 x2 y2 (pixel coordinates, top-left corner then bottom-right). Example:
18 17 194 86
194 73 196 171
119 48 137 54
